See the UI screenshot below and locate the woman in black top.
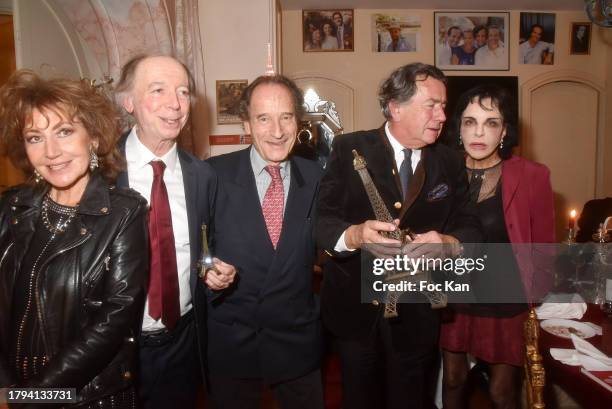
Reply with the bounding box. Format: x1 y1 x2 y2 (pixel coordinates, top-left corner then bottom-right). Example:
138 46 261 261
0 70 148 408
441 85 555 409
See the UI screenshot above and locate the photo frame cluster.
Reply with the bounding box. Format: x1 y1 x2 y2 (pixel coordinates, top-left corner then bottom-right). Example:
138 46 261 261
214 9 594 124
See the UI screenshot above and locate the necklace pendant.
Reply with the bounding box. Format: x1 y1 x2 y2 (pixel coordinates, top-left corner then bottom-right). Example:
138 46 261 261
42 195 77 234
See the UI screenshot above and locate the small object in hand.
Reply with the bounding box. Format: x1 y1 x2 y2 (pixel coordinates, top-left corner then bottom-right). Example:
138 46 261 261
197 224 216 278
199 257 219 279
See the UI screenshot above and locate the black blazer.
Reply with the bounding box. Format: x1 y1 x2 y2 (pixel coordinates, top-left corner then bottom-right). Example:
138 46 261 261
206 147 322 383
117 136 217 375
316 126 481 351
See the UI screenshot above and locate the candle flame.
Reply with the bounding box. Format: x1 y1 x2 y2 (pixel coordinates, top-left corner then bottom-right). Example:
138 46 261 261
570 209 577 218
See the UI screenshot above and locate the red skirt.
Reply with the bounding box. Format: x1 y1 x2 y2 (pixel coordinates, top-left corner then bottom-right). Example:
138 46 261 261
440 310 528 367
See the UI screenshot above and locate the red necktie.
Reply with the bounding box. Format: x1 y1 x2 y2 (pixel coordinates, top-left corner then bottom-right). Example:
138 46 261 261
262 165 284 249
148 161 180 328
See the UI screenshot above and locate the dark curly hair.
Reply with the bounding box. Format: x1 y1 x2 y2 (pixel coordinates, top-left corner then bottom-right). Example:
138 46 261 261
378 63 447 120
473 25 488 38
238 75 304 122
451 84 518 159
0 69 125 184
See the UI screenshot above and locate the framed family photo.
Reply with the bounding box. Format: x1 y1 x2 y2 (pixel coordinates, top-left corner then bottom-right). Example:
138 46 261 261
434 11 509 71
570 22 591 55
372 14 421 52
303 9 354 52
216 80 248 125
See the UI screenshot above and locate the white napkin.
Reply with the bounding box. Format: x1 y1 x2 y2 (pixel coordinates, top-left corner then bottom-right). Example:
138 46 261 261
549 335 612 371
571 334 612 371
550 348 582 366
583 322 603 336
535 293 587 320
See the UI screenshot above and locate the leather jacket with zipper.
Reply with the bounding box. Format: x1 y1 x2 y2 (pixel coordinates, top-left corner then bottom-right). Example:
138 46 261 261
0 172 149 406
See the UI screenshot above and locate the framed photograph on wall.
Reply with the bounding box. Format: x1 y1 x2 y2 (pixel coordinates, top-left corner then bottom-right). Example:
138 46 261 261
372 14 421 52
519 12 556 64
216 80 248 125
570 22 591 55
434 11 509 71
303 9 354 52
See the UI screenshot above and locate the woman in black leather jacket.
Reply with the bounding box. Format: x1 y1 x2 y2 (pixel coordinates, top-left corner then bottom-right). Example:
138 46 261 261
0 70 148 408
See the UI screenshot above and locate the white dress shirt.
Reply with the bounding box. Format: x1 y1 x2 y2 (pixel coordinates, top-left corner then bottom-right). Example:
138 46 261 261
334 122 420 252
336 25 345 49
438 42 452 66
519 40 554 64
125 127 192 331
385 121 421 173
475 44 507 68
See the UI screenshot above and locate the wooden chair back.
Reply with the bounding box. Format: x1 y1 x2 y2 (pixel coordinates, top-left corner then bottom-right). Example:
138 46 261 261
524 308 546 409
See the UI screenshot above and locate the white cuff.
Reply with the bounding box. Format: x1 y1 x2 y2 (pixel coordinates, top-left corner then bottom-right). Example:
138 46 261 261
334 229 357 253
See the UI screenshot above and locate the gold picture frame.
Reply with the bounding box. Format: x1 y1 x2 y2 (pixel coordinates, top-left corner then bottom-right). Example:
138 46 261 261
216 80 248 125
302 9 354 52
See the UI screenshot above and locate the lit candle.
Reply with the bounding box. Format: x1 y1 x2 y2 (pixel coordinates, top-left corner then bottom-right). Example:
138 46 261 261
569 209 577 229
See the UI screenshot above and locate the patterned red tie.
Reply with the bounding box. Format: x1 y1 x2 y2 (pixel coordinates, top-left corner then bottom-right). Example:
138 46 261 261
262 165 284 249
148 161 180 329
